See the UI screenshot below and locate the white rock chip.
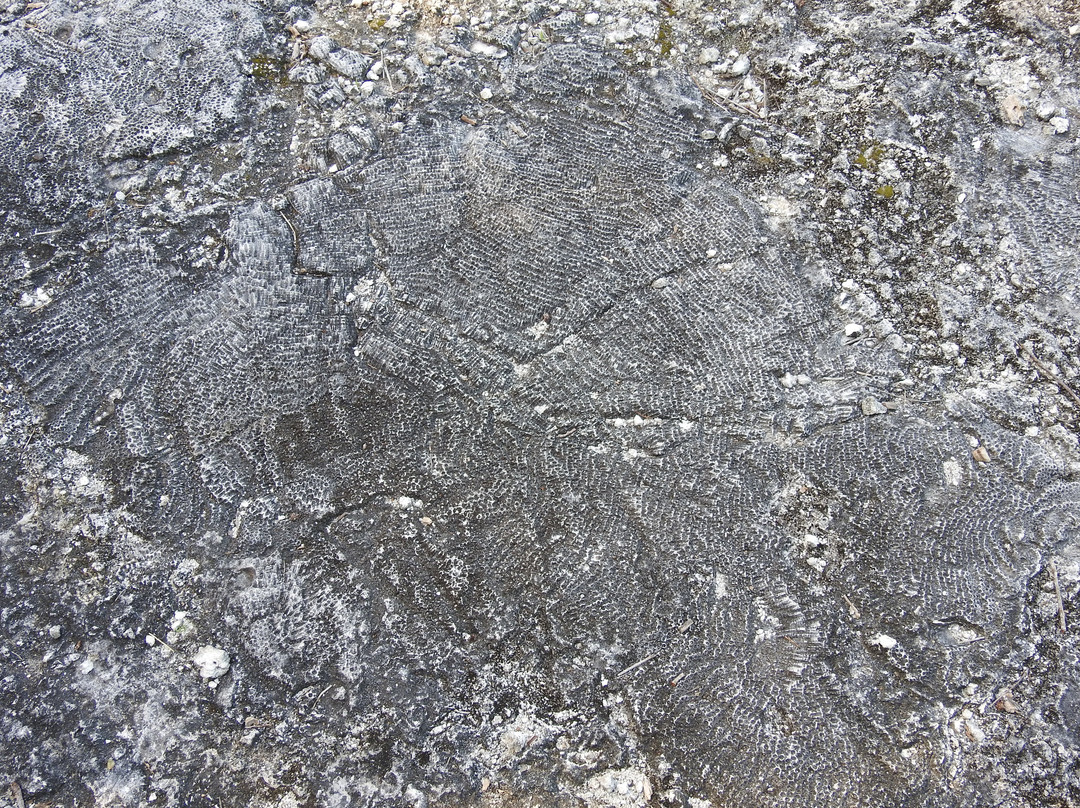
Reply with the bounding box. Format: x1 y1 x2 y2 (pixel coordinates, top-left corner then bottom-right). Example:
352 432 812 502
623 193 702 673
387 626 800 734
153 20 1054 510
193 646 231 679
860 396 888 416
729 54 751 76
1035 102 1057 120
871 633 897 650
699 47 721 64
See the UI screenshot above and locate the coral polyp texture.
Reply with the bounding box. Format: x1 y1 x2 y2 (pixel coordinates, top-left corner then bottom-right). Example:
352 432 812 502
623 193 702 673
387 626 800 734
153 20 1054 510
2 0 1080 805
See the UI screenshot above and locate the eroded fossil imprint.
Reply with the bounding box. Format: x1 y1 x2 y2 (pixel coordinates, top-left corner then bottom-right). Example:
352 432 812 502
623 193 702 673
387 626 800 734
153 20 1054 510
2 1 1080 805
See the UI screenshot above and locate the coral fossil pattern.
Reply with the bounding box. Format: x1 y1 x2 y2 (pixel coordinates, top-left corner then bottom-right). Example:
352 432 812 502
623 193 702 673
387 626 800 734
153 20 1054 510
1 0 1080 806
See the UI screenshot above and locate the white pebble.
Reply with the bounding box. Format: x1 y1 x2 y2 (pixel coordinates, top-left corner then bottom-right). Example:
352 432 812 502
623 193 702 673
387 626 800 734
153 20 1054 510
479 87 493 100
871 633 897 650
583 11 599 24
1049 116 1070 134
1035 102 1057 121
193 646 231 679
699 47 721 64
730 54 751 75
860 396 888 416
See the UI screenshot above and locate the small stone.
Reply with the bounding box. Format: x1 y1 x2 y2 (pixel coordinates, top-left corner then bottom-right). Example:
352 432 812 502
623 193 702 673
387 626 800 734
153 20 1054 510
292 19 311 33
326 48 371 80
420 47 447 66
479 87 493 100
871 633 897 650
49 625 61 639
972 446 991 463
1001 95 1024 126
288 64 326 84
729 54 751 76
701 129 717 140
1049 116 1070 134
699 47 721 64
583 11 599 24
996 694 1019 713
193 646 231 679
308 35 336 62
1035 102 1057 121
861 396 888 416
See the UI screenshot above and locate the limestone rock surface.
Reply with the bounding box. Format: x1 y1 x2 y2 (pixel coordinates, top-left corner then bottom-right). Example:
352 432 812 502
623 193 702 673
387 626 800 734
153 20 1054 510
2 0 1080 806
